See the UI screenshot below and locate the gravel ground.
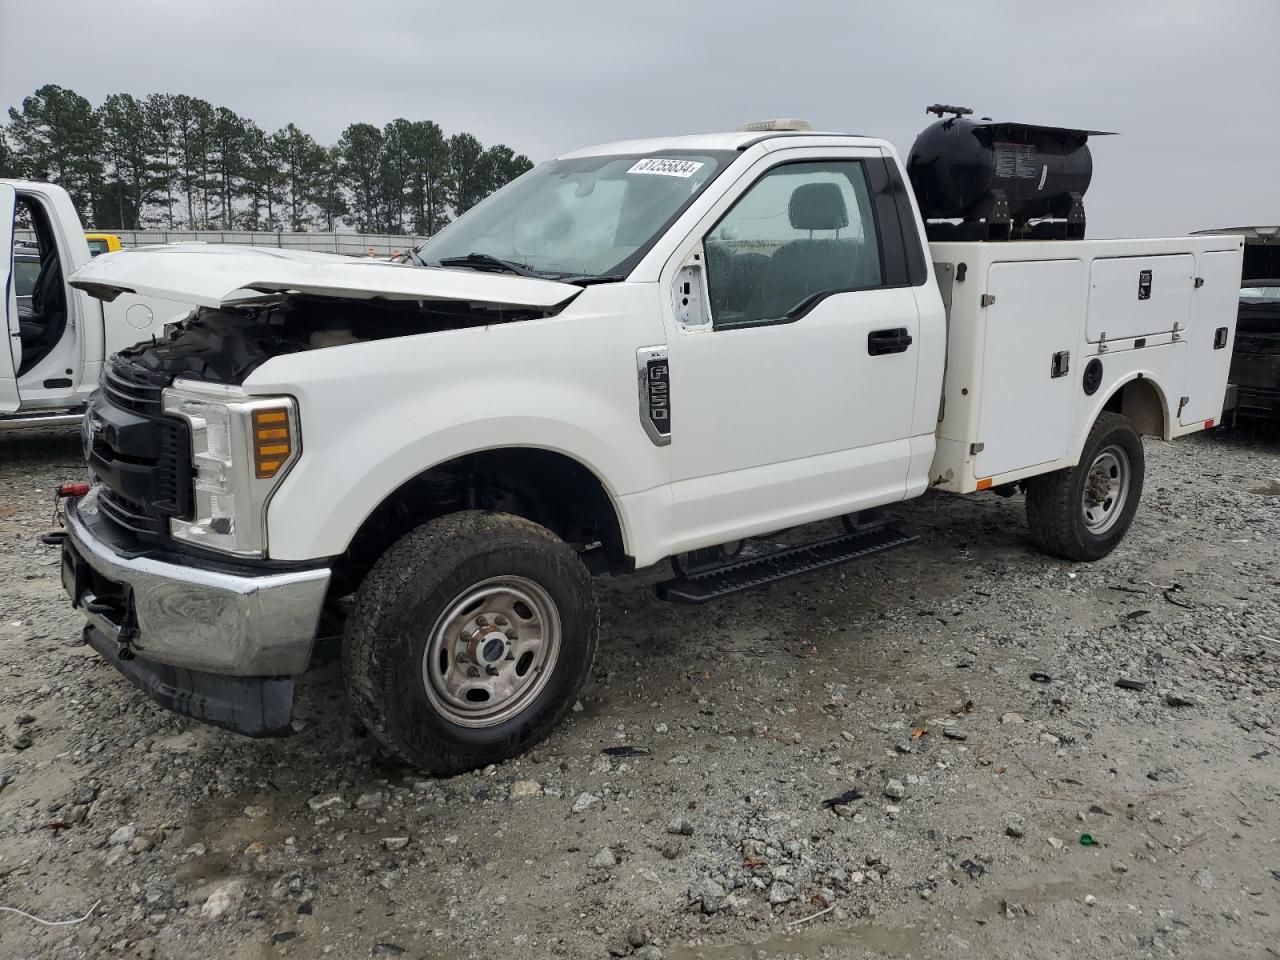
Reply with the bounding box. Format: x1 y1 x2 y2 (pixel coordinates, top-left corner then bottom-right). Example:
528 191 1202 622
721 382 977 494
1 423 1278 960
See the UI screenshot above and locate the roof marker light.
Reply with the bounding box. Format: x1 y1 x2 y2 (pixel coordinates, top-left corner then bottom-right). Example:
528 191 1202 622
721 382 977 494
737 119 813 132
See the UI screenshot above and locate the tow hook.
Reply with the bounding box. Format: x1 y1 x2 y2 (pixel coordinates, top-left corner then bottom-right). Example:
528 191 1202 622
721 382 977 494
39 530 68 546
57 481 91 499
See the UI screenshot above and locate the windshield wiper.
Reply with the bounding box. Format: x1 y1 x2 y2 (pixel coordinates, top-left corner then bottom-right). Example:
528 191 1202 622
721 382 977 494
560 274 626 286
436 252 540 277
403 247 425 266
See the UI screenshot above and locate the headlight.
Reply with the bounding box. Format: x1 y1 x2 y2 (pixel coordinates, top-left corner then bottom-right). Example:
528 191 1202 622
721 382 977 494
162 379 300 557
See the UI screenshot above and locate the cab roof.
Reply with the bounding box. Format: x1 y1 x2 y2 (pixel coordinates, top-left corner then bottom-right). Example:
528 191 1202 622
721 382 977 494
556 130 879 159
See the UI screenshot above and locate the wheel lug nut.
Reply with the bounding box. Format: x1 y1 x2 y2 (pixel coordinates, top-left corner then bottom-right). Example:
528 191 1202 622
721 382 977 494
505 629 517 640
494 615 508 627
476 615 489 628
466 666 481 678
485 665 500 677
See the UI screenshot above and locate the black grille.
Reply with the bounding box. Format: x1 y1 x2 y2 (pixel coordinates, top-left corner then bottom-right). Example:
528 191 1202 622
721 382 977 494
90 357 192 542
98 488 167 535
102 356 166 415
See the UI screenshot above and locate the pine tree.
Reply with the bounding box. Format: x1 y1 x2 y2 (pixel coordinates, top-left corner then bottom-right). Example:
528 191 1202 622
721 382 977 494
481 144 533 194
0 127 15 178
271 124 325 231
98 93 160 229
448 132 487 216
194 101 217 229
144 93 179 228
3 83 533 233
404 120 451 235
210 107 249 228
241 122 284 230
338 123 383 233
6 84 105 221
170 94 217 228
378 119 413 233
313 146 349 232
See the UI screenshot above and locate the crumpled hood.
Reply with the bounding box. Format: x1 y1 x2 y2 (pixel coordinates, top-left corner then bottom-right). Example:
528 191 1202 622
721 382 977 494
68 243 581 309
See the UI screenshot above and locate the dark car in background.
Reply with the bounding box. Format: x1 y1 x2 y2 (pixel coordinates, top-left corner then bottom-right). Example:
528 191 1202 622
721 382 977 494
1194 227 1280 421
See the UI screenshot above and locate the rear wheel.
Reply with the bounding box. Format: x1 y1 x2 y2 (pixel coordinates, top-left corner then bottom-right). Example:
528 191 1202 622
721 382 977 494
1024 412 1145 561
343 511 598 773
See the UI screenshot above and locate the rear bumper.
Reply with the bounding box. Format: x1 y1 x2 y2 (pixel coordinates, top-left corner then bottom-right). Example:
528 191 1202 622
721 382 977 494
63 486 330 676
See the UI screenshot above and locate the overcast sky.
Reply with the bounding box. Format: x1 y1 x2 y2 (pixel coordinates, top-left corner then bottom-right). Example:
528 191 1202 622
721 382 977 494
2 0 1275 237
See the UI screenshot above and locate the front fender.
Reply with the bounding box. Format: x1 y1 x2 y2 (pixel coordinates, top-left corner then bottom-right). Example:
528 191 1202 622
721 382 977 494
246 284 669 562
268 406 645 561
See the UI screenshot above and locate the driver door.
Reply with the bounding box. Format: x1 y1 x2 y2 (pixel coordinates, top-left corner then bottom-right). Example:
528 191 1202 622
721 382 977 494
661 149 923 553
1 183 20 412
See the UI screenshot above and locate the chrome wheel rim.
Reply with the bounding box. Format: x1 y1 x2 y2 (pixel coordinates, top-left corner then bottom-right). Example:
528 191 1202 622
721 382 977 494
1081 444 1131 535
423 576 561 728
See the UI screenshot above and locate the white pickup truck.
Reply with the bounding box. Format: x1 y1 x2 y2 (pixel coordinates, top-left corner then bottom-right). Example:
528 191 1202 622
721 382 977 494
1 180 196 428
49 118 1242 774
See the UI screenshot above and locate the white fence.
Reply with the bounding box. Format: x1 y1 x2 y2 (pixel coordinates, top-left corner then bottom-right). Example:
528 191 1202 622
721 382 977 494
15 229 430 257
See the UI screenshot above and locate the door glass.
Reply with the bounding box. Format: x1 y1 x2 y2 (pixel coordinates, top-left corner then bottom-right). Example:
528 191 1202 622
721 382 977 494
705 161 881 327
14 257 41 298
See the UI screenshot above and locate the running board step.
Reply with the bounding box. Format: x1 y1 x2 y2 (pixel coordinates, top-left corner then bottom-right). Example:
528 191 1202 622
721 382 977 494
655 525 917 604
0 408 86 432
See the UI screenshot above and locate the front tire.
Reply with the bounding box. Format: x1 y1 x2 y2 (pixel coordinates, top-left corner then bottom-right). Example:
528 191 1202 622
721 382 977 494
1024 412 1145 561
343 511 599 774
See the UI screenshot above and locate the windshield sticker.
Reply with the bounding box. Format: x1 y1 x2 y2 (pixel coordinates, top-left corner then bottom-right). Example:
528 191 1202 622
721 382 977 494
627 158 705 178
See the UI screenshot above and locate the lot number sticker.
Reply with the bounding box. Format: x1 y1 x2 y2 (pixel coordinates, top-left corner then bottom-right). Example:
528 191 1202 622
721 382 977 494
628 158 705 178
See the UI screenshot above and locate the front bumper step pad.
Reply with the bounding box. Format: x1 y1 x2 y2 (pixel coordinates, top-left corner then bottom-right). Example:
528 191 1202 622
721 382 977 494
82 625 295 737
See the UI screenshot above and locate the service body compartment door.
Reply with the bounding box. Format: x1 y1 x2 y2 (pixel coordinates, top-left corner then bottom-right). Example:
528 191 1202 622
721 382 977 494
975 259 1083 478
1086 254 1194 342
1180 250 1241 426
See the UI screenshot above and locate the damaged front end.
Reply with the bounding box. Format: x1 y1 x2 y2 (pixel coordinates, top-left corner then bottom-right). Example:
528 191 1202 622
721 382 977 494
62 246 584 736
119 292 567 386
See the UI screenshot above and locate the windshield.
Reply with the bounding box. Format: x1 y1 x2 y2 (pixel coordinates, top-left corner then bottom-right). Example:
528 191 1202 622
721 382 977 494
414 151 734 280
1240 283 1280 301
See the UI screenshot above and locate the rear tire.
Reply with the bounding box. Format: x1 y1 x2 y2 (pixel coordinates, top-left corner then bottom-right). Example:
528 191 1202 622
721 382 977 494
343 510 598 774
1024 412 1145 562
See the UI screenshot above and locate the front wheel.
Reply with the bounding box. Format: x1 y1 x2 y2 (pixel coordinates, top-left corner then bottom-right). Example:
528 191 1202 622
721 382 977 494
343 511 599 774
1024 412 1145 561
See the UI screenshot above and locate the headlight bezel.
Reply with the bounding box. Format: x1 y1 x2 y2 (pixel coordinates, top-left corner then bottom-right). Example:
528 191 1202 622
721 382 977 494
162 379 301 558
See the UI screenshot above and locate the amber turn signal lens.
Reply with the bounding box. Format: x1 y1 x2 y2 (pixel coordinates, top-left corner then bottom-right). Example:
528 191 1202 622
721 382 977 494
252 408 291 478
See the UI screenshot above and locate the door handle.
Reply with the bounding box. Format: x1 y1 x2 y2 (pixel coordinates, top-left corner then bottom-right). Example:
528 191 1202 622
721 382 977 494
867 327 913 356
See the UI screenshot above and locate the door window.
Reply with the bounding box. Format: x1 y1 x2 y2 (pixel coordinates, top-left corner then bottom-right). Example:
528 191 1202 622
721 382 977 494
705 161 882 328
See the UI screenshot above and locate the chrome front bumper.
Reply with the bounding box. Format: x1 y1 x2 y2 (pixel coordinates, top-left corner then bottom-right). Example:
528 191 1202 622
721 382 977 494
63 487 331 676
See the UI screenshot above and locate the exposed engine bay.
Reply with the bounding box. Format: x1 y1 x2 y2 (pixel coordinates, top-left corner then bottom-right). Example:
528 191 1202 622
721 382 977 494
116 294 561 386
